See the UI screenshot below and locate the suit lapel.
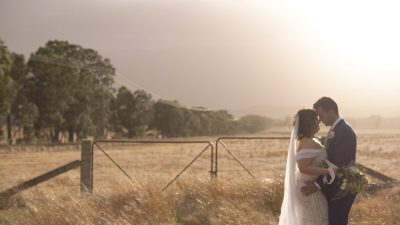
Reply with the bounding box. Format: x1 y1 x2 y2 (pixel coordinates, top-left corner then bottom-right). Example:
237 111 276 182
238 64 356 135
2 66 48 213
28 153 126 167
325 119 344 159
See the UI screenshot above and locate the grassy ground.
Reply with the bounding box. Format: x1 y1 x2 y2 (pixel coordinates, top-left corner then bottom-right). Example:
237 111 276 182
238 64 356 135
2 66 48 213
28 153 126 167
0 129 399 224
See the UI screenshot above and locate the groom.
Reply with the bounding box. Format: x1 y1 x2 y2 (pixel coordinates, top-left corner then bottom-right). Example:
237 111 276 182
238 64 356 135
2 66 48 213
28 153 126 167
302 97 357 225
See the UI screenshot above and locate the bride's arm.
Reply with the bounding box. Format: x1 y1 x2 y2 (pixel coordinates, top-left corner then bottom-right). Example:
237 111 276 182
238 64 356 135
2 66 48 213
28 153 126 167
297 158 330 175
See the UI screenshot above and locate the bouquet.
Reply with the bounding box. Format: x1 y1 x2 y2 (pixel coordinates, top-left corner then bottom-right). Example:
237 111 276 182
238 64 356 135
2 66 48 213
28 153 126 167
334 161 368 199
322 160 368 200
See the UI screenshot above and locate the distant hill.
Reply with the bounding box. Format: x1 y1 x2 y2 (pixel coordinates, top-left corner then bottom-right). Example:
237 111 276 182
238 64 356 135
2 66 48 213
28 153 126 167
347 116 400 130
229 104 298 120
230 105 400 130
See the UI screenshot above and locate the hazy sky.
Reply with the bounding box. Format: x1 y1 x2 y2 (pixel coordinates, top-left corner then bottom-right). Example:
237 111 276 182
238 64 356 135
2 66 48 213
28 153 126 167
1 0 399 118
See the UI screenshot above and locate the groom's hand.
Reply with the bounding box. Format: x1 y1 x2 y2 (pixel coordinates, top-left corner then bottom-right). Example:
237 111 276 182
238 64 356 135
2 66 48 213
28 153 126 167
301 181 318 196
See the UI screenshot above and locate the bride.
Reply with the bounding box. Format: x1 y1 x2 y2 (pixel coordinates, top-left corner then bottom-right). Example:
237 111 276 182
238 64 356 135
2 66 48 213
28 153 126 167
279 109 336 225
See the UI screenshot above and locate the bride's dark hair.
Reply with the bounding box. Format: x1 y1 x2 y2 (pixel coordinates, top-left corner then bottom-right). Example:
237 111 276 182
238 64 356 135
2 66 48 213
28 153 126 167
294 109 318 140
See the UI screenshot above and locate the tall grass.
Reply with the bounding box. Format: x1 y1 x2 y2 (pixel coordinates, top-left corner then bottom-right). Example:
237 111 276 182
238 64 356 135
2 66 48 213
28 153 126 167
1 178 283 225
350 187 400 225
2 178 399 225
1 130 400 224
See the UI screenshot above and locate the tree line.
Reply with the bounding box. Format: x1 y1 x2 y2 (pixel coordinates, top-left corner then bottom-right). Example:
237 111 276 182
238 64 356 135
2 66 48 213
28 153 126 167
0 38 275 144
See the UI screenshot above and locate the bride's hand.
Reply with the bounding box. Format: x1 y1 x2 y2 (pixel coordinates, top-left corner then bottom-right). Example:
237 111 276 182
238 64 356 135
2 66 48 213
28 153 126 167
301 180 319 196
334 167 339 174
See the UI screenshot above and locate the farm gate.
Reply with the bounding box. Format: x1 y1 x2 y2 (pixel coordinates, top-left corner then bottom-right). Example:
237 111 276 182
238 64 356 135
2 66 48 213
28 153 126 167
70 137 400 193
81 137 291 193
81 139 214 192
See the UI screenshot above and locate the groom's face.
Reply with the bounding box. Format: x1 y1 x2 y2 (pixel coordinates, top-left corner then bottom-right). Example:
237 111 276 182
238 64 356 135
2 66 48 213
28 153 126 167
315 107 333 126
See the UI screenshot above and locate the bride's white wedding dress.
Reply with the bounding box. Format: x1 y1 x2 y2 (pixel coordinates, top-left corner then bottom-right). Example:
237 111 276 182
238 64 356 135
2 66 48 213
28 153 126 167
279 120 330 225
295 148 329 225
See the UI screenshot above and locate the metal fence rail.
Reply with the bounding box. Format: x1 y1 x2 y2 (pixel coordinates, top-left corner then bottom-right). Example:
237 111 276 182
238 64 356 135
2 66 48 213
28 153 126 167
214 137 290 177
86 140 214 192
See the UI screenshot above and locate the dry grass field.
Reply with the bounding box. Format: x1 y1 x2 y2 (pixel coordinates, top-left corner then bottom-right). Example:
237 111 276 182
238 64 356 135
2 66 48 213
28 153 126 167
0 128 399 225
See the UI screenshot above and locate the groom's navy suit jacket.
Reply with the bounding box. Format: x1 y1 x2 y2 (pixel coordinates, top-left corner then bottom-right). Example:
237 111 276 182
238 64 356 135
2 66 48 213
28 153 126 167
316 119 357 201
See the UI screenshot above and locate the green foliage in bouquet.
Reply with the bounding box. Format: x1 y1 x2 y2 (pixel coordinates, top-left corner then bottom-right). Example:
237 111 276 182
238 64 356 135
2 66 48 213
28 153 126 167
334 161 368 200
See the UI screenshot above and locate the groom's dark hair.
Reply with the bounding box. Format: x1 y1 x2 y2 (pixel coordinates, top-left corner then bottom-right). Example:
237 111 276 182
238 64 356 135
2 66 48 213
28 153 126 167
313 97 339 114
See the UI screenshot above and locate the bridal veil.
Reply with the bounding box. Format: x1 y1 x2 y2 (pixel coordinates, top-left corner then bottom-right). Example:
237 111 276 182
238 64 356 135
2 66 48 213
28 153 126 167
278 117 301 225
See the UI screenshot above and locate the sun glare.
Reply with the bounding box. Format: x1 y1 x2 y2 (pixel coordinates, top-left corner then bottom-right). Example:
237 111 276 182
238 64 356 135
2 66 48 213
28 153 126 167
282 0 400 75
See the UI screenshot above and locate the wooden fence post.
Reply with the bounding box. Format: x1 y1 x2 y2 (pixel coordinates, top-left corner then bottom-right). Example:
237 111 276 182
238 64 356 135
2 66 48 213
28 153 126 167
80 140 93 193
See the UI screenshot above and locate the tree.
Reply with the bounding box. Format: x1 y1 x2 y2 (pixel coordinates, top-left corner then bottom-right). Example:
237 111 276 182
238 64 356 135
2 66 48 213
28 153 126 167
151 101 237 137
7 53 38 144
28 40 115 143
111 87 154 138
130 89 154 136
0 38 16 132
189 108 212 136
236 114 273 134
63 48 115 141
209 110 235 135
151 100 187 137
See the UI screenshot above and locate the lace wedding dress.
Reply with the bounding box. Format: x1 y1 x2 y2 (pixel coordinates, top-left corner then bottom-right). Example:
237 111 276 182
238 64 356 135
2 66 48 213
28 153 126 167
295 148 329 225
278 119 330 225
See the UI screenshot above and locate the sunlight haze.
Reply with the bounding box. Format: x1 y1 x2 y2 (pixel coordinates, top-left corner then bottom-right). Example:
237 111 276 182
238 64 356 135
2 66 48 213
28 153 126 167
1 0 399 118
